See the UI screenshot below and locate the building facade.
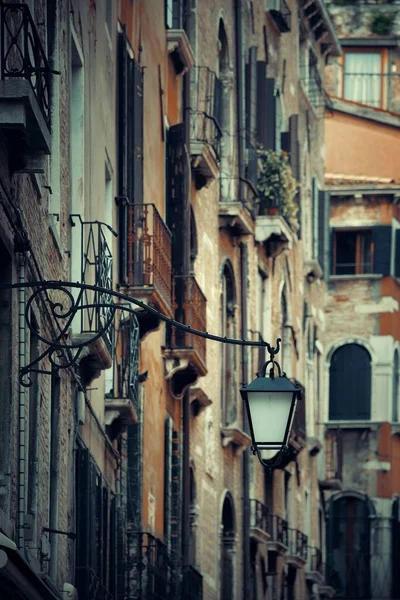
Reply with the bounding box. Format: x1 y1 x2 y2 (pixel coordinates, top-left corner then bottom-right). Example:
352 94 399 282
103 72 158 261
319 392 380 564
323 1 400 598
1 1 397 600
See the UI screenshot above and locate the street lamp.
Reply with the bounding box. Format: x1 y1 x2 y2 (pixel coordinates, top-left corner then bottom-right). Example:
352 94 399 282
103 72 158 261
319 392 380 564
240 338 301 469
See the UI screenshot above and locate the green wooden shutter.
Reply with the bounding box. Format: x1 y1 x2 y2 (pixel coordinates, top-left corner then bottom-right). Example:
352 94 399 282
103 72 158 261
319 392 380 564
256 61 268 148
265 78 276 151
373 225 392 276
395 229 400 278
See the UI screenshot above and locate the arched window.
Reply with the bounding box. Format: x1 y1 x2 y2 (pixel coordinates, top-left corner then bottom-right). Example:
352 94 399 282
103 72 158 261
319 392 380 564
329 344 371 420
221 262 237 425
327 495 373 598
217 19 233 201
221 494 236 600
393 350 399 422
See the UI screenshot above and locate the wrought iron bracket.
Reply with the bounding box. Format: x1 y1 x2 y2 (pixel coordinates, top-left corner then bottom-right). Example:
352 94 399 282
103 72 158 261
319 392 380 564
1 280 270 387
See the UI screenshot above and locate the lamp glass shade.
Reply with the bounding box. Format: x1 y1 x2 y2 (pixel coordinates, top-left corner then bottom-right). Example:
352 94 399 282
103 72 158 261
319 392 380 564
246 390 295 448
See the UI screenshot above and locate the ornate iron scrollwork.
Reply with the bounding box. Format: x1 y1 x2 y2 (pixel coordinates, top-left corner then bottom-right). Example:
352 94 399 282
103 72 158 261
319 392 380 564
2 280 270 386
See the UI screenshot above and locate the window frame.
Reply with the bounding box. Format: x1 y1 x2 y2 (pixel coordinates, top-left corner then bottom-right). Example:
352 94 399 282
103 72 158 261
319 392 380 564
332 227 374 276
341 47 389 110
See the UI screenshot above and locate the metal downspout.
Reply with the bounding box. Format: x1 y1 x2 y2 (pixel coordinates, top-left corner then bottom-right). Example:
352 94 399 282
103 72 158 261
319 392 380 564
240 242 251 599
182 0 192 571
235 0 245 203
18 253 27 552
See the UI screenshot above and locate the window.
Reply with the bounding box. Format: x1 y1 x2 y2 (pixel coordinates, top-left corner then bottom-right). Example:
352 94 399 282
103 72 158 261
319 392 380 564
333 229 373 275
165 0 183 29
343 51 383 108
332 226 392 276
329 344 371 420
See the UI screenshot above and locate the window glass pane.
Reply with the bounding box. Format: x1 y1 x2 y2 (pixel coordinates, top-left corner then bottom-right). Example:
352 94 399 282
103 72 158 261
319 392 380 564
329 344 371 420
344 52 381 107
335 230 372 275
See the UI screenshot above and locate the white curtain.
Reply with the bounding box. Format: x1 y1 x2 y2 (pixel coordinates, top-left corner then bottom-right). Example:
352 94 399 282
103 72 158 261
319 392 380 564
344 53 381 107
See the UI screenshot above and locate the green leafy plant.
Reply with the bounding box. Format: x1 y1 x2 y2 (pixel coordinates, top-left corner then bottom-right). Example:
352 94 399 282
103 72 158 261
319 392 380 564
370 11 395 35
256 149 299 231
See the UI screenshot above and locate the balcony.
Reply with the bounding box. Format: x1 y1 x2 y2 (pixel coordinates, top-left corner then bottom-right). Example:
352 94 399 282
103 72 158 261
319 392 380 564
250 499 270 544
119 202 173 332
164 275 207 396
269 0 291 33
127 532 173 600
300 59 327 116
190 67 222 188
255 193 297 256
306 546 324 585
286 528 308 569
267 515 288 556
105 312 140 432
182 565 203 600
70 216 114 386
319 429 343 491
0 2 52 172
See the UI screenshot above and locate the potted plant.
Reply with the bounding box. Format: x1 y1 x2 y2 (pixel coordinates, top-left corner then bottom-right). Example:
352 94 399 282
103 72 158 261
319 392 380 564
257 149 299 230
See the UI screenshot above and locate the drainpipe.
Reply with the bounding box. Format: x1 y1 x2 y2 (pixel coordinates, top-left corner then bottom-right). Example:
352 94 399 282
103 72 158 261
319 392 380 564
235 0 245 203
182 0 192 571
18 253 27 552
240 242 251 599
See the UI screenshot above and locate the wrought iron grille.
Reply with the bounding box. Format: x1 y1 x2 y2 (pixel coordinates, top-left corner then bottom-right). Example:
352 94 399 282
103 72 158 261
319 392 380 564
250 499 269 533
307 546 322 574
269 514 288 547
127 532 174 600
72 217 114 350
182 565 203 600
123 203 172 314
191 66 222 159
342 72 400 112
169 275 207 367
1 2 52 126
75 566 114 600
109 311 139 412
287 528 308 562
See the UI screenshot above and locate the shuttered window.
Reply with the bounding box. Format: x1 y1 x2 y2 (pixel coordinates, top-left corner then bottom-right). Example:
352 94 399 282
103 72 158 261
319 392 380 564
245 47 258 186
165 0 183 29
329 344 371 420
76 448 116 598
332 226 392 276
395 230 400 278
256 62 268 148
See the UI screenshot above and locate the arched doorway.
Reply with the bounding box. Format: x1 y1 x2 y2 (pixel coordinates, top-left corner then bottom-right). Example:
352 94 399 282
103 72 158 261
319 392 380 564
221 494 236 600
327 494 373 598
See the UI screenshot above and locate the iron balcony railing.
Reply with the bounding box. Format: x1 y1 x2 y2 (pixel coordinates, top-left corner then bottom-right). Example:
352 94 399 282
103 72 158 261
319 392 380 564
182 565 203 600
288 528 308 562
169 275 207 368
127 532 174 600
71 216 114 351
307 546 323 574
342 72 400 111
250 499 270 533
124 202 172 315
75 566 114 600
191 66 222 160
268 514 288 547
109 312 140 413
1 2 52 126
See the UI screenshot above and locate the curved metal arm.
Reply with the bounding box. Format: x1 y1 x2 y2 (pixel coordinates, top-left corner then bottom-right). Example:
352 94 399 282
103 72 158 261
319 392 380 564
251 445 290 470
258 338 285 378
0 280 273 384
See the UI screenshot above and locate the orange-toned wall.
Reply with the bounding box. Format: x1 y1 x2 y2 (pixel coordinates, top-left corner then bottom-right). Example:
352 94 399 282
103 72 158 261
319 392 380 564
325 110 400 183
